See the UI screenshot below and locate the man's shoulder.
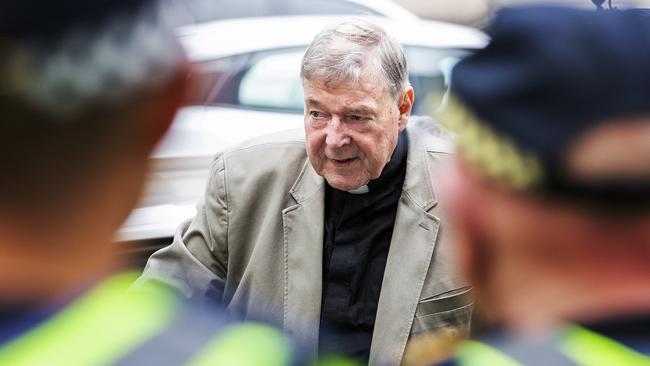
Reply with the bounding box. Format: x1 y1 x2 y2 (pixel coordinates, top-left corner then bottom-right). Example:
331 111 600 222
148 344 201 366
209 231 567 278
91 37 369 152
222 128 306 157
213 128 309 187
406 116 455 155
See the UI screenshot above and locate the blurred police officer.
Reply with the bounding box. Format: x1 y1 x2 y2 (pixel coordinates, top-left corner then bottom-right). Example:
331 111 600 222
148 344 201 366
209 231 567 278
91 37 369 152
435 6 650 365
0 1 298 365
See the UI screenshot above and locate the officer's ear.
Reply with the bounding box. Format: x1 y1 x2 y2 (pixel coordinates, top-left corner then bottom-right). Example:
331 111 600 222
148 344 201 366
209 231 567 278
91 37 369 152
397 86 414 131
136 63 190 154
440 162 493 295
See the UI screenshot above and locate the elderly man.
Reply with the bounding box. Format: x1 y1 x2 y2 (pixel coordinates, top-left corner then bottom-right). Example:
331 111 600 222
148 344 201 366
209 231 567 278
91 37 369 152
428 7 650 365
139 19 471 365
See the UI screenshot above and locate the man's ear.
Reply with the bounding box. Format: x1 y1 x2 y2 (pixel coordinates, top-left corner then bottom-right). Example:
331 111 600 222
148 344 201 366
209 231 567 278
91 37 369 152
398 86 414 130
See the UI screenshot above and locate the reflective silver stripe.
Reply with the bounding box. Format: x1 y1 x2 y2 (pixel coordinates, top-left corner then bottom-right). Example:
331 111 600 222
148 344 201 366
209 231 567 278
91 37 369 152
114 304 231 366
458 331 576 366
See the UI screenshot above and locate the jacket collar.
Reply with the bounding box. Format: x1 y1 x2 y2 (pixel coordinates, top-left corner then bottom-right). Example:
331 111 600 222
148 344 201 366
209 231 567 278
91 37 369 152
289 158 324 204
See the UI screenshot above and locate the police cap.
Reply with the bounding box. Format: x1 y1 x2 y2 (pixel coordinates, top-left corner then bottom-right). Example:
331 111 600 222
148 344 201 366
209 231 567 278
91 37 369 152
0 0 152 39
0 0 184 121
445 6 650 209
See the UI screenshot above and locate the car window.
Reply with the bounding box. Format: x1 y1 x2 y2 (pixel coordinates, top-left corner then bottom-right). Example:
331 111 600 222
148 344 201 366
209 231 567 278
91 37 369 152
238 51 305 112
186 54 250 105
191 48 306 113
405 47 467 117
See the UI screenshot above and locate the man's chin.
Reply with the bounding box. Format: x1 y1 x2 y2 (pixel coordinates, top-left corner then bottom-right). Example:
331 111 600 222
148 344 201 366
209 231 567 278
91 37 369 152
325 177 367 191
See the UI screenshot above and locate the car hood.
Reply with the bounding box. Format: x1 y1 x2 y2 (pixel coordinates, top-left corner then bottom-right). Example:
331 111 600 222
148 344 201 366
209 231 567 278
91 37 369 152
119 106 303 241
152 105 304 159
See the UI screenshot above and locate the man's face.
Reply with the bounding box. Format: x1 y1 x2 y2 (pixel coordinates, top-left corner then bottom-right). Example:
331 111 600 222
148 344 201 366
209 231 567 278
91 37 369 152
303 68 412 191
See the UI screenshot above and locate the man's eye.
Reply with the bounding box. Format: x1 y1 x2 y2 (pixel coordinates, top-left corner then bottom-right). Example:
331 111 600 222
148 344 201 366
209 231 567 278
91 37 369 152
310 111 323 118
348 115 366 122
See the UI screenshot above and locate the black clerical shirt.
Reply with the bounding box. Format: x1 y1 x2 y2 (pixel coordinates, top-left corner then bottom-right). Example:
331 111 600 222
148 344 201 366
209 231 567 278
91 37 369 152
319 131 408 363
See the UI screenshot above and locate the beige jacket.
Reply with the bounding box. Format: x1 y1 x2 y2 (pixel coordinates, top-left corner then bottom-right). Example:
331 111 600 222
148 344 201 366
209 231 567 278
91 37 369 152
138 120 472 365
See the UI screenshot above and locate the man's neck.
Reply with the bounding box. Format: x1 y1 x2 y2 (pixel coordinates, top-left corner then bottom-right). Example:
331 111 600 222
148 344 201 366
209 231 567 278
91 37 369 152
366 130 408 193
0 237 116 306
493 261 650 332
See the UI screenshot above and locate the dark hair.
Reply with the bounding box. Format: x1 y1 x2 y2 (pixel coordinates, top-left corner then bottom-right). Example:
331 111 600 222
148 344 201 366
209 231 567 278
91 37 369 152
0 7 185 222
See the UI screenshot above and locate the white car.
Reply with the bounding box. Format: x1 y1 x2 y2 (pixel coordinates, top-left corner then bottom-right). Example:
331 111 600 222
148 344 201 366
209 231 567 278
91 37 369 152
118 15 487 242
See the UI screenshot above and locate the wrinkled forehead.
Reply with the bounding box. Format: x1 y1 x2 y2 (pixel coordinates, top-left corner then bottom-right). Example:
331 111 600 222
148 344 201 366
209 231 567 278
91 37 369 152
302 60 390 98
302 67 391 105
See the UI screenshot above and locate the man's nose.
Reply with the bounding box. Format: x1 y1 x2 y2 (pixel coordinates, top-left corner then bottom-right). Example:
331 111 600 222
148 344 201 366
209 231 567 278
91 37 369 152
325 117 350 148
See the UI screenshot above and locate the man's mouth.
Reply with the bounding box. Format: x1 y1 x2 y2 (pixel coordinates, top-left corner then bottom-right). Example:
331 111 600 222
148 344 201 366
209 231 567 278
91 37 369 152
330 158 357 167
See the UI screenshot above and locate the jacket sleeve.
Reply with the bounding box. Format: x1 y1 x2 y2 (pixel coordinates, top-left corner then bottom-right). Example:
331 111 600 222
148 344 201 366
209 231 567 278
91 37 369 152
134 155 229 306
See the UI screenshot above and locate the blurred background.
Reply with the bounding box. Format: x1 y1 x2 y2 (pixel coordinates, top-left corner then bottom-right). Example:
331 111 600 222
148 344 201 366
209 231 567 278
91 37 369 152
117 0 644 263
158 0 650 27
398 0 650 26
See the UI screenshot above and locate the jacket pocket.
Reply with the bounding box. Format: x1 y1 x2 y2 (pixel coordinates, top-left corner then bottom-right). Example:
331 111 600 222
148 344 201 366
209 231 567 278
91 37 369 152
410 287 473 337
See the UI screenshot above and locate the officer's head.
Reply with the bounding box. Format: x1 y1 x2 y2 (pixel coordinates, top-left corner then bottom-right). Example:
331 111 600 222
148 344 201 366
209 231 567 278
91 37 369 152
441 7 650 330
0 1 187 245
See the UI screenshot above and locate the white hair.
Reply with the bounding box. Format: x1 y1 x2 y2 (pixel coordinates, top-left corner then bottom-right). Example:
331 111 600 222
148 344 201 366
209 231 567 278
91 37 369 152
300 18 409 100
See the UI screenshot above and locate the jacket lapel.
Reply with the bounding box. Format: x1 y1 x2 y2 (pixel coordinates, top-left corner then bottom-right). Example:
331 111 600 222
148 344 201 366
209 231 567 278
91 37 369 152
282 159 325 357
369 129 441 366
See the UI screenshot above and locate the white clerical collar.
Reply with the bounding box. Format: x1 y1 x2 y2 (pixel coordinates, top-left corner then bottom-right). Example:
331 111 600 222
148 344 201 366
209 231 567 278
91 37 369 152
347 185 369 195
